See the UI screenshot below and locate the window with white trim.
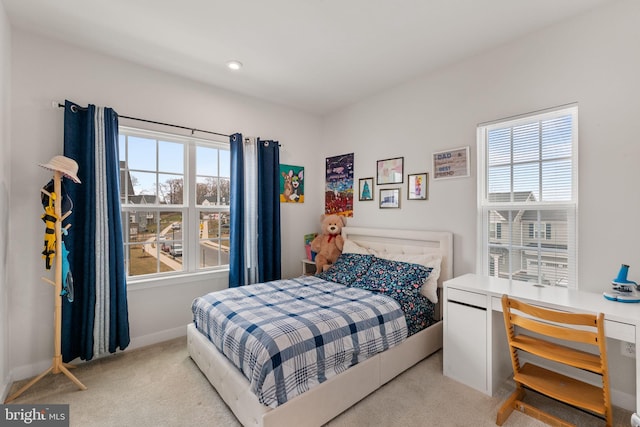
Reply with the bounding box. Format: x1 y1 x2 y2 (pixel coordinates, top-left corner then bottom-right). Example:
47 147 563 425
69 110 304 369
118 127 230 280
477 105 578 287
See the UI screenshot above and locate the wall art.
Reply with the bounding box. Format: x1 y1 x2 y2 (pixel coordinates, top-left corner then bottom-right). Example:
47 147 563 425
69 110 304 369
433 146 470 180
408 173 428 200
376 157 404 185
359 177 374 201
280 164 304 203
379 188 400 209
325 153 354 217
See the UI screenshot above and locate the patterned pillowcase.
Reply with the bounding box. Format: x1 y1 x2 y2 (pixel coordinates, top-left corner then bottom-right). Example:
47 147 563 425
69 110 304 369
316 253 376 286
351 257 434 335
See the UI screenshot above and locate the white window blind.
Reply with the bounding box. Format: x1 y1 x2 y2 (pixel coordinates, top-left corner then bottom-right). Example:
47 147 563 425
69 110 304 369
477 105 578 287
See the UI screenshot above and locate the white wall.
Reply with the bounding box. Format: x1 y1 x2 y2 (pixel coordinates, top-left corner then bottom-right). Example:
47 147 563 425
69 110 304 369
0 0 11 401
8 30 322 380
322 0 640 408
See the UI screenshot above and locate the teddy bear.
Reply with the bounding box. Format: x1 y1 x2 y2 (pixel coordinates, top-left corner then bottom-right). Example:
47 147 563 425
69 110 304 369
310 214 346 274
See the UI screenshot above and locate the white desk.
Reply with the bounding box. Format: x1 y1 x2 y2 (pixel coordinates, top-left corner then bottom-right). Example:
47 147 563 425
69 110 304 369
443 273 640 425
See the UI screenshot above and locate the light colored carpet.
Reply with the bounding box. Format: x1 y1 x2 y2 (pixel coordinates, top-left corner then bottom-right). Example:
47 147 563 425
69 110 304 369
6 337 632 426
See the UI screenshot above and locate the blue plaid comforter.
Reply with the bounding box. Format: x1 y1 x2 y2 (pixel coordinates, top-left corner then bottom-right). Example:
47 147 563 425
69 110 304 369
192 275 408 408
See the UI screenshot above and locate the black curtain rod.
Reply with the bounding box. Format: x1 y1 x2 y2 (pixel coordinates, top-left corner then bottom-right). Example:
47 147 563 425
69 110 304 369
57 103 230 138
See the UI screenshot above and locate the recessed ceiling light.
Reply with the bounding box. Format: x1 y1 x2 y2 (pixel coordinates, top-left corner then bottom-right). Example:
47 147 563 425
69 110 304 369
226 60 243 71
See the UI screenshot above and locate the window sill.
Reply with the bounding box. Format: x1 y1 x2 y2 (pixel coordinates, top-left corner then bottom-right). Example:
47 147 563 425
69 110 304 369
126 268 229 291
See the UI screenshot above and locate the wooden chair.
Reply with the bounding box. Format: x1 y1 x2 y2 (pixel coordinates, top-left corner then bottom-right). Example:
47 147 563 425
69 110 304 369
496 294 612 427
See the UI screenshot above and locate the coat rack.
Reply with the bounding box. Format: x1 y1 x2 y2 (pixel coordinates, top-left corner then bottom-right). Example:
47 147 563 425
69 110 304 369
5 169 86 403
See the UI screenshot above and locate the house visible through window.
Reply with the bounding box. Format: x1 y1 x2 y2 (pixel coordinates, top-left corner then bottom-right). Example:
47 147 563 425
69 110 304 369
119 127 230 280
477 105 578 287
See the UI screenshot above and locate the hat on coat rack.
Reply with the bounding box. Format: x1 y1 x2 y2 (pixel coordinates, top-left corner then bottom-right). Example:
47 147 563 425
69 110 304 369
38 155 81 183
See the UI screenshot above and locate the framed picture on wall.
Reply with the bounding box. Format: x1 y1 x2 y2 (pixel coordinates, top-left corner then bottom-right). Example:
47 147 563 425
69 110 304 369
379 188 400 209
432 146 470 180
359 177 374 201
376 157 404 185
279 164 304 203
408 173 428 200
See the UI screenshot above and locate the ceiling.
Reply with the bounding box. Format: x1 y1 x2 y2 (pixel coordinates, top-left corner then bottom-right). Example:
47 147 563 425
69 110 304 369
3 0 613 115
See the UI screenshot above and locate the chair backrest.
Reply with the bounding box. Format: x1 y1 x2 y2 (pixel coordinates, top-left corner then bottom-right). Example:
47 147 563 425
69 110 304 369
502 295 608 372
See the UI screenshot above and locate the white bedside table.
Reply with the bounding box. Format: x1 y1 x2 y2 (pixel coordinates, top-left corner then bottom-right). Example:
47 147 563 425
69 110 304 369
301 259 316 276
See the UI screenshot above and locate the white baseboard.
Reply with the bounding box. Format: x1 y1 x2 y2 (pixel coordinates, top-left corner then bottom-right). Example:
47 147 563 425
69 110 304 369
9 359 52 385
126 326 186 351
7 326 188 383
1 375 12 403
612 388 636 413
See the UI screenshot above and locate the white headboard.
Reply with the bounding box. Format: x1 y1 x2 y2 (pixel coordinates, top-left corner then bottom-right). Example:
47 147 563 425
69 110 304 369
341 227 453 288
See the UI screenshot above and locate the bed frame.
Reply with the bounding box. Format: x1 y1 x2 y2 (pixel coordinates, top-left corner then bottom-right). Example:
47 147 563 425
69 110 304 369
187 227 453 427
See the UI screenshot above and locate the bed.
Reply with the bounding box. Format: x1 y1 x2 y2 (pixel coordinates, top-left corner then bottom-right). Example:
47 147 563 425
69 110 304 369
187 227 453 427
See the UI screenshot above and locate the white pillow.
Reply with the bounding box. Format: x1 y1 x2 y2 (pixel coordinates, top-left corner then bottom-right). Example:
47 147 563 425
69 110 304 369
422 260 441 304
375 253 442 303
342 239 375 255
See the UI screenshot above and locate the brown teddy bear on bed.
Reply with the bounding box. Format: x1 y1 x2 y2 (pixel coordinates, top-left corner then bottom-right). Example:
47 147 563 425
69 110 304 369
310 214 346 274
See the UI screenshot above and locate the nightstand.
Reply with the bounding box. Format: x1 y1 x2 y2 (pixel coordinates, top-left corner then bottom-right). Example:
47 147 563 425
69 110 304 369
301 259 316 276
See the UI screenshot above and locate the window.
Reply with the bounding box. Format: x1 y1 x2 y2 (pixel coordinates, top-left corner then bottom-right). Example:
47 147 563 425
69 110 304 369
528 223 550 239
489 223 503 240
477 105 578 287
119 127 230 280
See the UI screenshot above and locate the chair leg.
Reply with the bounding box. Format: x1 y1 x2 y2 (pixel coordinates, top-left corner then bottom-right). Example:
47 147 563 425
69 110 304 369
605 407 613 427
496 387 525 425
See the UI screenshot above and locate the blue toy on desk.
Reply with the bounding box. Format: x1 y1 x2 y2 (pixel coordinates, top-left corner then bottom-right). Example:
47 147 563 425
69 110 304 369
603 264 640 303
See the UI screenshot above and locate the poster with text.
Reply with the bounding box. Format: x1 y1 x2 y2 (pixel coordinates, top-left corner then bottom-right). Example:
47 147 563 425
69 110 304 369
325 153 354 217
433 146 470 180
